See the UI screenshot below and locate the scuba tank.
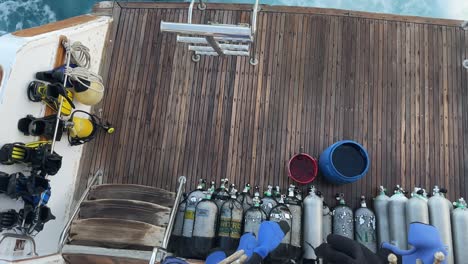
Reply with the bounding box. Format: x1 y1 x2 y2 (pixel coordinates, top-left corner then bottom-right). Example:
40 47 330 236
316 191 332 243
213 178 230 208
261 184 278 215
243 186 266 236
192 191 219 258
294 186 303 200
268 194 294 263
406 187 429 232
354 196 377 253
236 183 253 211
217 184 243 254
168 193 187 253
452 198 468 264
181 179 206 252
284 184 302 261
273 185 281 199
428 186 454 264
303 186 323 260
66 110 114 146
388 185 408 250
374 186 390 246
332 193 354 239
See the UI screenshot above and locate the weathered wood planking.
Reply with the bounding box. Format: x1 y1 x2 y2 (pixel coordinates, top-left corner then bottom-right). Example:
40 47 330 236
79 3 468 208
88 184 175 207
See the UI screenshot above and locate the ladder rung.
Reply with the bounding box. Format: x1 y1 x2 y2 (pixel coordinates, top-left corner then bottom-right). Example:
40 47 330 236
177 36 252 44
196 51 250 56
189 45 249 52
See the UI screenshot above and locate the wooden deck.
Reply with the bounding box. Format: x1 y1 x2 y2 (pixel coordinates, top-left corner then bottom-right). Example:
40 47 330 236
80 2 468 208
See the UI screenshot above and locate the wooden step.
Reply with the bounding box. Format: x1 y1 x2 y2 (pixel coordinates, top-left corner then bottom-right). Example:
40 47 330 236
88 184 175 207
62 245 206 264
69 218 164 249
79 199 170 226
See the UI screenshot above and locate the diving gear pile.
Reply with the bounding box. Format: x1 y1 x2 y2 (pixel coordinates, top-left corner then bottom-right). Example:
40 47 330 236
0 40 112 240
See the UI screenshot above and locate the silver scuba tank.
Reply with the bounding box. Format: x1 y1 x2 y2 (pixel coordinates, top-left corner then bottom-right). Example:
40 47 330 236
303 186 323 260
440 188 454 212
317 191 332 243
452 198 468 264
354 196 377 253
217 184 243 254
213 178 230 208
388 185 408 250
261 184 278 215
374 186 390 246
182 179 206 239
192 191 219 258
406 187 429 233
284 185 302 260
268 194 294 262
236 183 253 211
243 186 266 236
332 193 354 239
295 186 303 200
428 186 454 264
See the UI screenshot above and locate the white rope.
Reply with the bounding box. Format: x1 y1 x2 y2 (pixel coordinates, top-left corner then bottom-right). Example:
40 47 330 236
64 66 104 93
63 41 91 69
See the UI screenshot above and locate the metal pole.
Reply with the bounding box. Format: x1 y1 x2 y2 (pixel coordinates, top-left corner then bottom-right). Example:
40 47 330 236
50 40 72 152
149 175 186 264
57 170 102 252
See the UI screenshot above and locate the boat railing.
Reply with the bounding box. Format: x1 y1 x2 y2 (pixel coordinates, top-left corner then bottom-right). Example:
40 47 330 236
57 169 103 253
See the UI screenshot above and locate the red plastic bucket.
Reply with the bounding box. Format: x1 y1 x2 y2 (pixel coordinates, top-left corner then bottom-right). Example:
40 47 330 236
288 153 318 184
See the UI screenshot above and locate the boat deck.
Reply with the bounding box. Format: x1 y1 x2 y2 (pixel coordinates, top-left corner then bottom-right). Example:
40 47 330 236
79 2 468 208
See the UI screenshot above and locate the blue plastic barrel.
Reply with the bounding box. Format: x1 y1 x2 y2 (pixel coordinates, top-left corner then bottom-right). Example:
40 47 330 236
319 140 370 184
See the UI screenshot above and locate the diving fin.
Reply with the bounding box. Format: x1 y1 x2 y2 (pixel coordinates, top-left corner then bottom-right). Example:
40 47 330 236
0 210 19 231
0 142 62 176
27 81 75 116
18 115 64 140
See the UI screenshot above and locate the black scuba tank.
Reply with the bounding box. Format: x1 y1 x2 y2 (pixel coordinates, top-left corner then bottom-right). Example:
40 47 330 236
213 178 230 208
261 184 278 215
267 194 294 263
217 184 243 255
236 183 253 211
243 186 266 236
168 193 187 253
191 191 219 258
284 184 302 261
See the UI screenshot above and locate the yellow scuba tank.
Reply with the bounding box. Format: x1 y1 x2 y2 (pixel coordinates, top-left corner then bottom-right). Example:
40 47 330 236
67 110 114 146
73 81 104 106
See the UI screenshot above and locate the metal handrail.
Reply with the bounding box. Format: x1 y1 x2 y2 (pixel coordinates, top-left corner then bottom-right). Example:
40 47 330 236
0 233 38 256
57 169 103 252
149 175 187 264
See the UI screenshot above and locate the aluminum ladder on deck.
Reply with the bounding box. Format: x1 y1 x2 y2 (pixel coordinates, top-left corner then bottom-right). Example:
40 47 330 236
160 0 260 65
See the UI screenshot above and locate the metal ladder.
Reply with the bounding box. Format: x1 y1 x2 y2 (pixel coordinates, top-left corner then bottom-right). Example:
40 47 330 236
160 0 260 65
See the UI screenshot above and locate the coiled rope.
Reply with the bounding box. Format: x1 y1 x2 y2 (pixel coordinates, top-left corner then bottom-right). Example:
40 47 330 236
62 40 104 93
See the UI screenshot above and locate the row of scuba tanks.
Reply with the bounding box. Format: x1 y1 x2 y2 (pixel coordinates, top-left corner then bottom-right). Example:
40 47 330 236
374 185 468 264
169 179 305 262
169 180 468 264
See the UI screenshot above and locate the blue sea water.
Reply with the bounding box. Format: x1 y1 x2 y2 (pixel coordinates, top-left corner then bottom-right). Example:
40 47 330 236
0 0 467 36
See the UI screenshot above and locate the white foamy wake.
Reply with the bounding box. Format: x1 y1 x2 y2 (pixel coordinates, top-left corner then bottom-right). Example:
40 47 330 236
271 0 468 20
0 0 57 35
